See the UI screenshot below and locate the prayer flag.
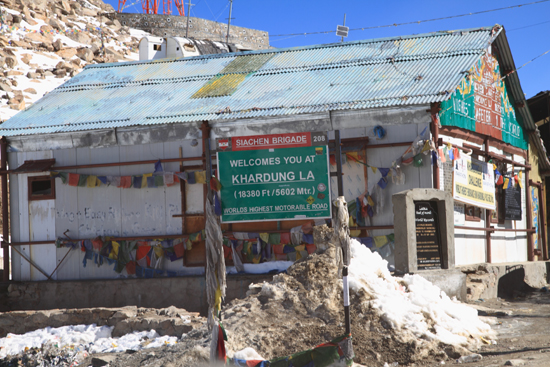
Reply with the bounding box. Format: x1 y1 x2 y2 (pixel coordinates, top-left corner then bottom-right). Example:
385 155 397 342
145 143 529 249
210 176 222 191
378 168 390 177
439 148 446 163
142 173 152 188
68 173 79 186
195 170 206 184
87 175 98 188
78 174 88 187
154 159 163 173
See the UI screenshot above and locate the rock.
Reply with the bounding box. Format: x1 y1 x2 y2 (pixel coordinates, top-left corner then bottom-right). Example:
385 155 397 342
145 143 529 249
25 32 52 44
91 355 117 367
444 345 471 359
0 83 12 92
24 88 37 94
70 58 81 68
60 0 71 13
457 354 482 363
11 13 22 24
76 47 94 62
67 31 91 45
39 24 53 34
81 8 98 17
9 100 25 110
56 48 77 60
21 5 37 25
54 69 67 78
49 18 64 31
6 70 23 76
505 360 526 366
43 71 54 77
10 39 31 48
21 54 32 65
53 39 63 51
5 56 17 68
27 71 40 80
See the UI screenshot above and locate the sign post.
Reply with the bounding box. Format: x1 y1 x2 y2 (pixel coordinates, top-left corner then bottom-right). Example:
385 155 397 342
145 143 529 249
217 132 331 223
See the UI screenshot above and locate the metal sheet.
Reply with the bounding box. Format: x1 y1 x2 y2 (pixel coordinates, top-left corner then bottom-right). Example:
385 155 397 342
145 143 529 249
0 27 498 139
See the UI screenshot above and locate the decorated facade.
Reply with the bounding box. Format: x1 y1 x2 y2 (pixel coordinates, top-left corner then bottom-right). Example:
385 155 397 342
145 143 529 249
0 24 548 287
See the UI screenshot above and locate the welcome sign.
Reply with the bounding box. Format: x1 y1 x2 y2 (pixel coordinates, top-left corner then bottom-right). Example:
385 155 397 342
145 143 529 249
217 132 331 223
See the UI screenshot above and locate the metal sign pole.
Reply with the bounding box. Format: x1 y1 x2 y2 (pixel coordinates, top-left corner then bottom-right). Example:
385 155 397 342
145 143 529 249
335 130 351 336
340 14 346 42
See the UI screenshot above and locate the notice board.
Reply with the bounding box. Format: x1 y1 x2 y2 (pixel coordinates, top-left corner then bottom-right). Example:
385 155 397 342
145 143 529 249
415 201 442 270
217 132 331 223
504 185 522 221
453 155 496 210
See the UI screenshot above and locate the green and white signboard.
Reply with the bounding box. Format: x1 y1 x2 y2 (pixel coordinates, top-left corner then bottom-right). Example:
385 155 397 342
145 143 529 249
216 132 331 223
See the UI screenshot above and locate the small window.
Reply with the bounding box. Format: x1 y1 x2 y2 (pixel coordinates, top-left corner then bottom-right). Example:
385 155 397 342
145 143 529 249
28 176 55 201
465 205 482 222
153 44 162 51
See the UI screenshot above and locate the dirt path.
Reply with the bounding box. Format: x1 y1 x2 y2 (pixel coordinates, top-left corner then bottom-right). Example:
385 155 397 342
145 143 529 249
420 290 550 367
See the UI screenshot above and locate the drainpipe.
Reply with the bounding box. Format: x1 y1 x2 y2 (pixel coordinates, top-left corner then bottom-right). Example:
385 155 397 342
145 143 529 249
526 155 534 261
1 137 9 282
529 180 548 260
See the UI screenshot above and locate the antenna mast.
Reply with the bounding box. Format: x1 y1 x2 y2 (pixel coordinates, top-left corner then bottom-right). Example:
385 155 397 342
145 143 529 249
226 0 233 43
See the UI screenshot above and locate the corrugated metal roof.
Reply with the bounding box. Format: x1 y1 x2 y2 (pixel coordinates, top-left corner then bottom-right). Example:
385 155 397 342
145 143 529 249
0 26 503 137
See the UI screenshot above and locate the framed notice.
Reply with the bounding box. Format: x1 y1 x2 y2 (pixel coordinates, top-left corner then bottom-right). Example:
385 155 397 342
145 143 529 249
415 201 442 270
453 155 496 210
504 184 522 220
217 132 331 223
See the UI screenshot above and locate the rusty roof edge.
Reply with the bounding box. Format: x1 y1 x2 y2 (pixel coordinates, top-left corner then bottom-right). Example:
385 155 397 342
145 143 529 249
491 28 550 171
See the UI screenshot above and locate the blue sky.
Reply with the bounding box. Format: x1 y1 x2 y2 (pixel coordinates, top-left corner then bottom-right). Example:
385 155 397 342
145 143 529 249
107 0 550 98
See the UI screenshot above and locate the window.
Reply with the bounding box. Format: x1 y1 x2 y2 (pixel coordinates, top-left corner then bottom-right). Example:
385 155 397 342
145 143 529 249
28 176 55 201
153 44 162 51
465 205 482 222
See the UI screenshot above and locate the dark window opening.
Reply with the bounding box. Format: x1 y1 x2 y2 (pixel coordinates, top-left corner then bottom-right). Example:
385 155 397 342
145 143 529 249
153 44 162 51
465 205 482 222
28 176 55 201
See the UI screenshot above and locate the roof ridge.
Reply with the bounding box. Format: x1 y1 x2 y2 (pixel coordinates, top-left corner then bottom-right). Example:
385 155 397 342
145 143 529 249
82 26 496 70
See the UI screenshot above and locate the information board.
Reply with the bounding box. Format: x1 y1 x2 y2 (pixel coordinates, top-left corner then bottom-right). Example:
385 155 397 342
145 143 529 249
504 185 522 220
217 132 331 223
415 201 442 270
453 155 496 210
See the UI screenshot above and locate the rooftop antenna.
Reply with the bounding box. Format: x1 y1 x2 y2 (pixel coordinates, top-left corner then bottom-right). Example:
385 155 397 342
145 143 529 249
185 0 194 37
226 0 234 43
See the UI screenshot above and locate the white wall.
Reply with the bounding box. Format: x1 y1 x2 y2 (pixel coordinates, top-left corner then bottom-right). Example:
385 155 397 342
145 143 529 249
9 139 203 281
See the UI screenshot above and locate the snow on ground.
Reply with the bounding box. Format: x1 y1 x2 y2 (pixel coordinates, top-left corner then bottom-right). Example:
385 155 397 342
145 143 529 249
348 239 494 346
226 261 293 274
0 324 178 359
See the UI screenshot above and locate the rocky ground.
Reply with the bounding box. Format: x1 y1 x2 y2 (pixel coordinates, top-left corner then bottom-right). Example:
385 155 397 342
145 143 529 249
0 0 143 121
0 241 502 367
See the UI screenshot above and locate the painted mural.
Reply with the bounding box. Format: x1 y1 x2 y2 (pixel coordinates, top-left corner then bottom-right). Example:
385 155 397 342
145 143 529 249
440 53 528 150
531 186 540 250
